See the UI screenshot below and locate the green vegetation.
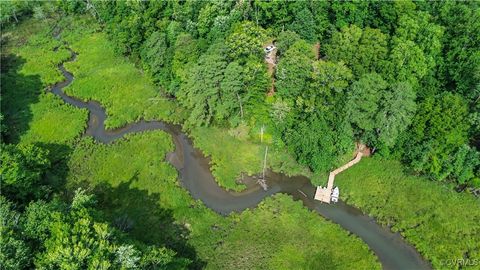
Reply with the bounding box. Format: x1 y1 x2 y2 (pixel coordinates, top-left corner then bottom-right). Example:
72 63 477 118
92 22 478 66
209 195 379 270
1 16 188 270
190 126 310 191
190 126 262 191
13 34 70 86
1 18 87 144
85 0 479 188
62 30 181 129
84 2 478 268
0 190 189 270
1 16 380 268
2 1 479 269
66 131 379 269
0 143 50 205
406 92 478 185
176 37 269 128
336 158 480 269
1 1 38 25
19 94 87 145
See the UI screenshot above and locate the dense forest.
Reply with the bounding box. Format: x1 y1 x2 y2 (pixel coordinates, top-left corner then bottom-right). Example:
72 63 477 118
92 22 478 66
50 0 480 188
3 0 478 187
1 0 479 269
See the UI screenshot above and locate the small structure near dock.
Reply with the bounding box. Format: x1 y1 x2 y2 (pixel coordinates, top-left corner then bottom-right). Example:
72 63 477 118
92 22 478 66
331 187 339 203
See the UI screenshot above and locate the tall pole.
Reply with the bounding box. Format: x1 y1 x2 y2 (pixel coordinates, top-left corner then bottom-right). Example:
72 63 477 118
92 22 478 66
262 146 268 180
258 124 268 191
236 93 244 120
260 125 264 143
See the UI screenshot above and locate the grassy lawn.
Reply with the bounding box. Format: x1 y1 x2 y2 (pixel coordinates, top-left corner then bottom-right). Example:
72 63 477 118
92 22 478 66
67 131 380 269
336 158 480 269
189 126 311 191
1 18 87 145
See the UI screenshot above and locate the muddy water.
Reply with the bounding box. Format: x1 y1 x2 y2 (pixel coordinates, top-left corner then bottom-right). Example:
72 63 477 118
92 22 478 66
51 50 430 270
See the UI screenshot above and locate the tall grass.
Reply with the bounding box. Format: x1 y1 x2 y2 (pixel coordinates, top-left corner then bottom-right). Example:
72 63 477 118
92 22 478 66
67 131 380 269
189 126 310 191
1 18 87 144
336 158 480 269
62 28 180 129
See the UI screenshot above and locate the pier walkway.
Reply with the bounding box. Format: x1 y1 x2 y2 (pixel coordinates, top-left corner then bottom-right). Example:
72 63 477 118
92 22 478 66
315 147 366 203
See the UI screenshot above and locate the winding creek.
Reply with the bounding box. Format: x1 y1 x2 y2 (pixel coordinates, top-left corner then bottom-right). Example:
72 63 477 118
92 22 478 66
51 47 431 270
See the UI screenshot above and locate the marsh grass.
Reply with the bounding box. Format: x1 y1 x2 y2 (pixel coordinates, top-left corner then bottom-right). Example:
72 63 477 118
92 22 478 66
1 19 87 144
189 126 310 191
62 28 180 129
67 131 380 269
336 158 480 269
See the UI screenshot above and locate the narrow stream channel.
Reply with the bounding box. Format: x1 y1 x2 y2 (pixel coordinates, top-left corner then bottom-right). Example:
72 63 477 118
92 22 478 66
51 47 431 270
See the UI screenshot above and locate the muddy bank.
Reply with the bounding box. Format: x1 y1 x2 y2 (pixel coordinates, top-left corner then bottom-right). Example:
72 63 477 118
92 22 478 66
50 47 430 270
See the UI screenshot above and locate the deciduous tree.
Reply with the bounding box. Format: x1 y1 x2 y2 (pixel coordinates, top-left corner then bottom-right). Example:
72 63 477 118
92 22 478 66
0 143 50 204
376 82 417 147
325 25 388 77
406 93 471 182
226 21 267 61
276 40 314 100
346 73 387 132
0 197 31 270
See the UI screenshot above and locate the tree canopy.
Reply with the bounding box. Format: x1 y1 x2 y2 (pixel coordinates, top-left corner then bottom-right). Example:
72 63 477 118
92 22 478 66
2 0 478 188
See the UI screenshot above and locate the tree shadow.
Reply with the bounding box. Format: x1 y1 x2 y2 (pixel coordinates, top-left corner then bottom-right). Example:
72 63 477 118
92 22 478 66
0 141 72 208
36 142 73 193
92 175 206 269
0 54 43 143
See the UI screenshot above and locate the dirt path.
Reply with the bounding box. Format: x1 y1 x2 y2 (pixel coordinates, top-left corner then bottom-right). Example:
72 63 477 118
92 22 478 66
49 43 431 270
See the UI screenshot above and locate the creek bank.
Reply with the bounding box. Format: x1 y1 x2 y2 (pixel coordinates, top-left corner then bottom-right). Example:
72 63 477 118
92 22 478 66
50 45 430 270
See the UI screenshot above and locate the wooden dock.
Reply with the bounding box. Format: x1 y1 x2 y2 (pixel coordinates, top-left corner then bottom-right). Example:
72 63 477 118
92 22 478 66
315 152 363 203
